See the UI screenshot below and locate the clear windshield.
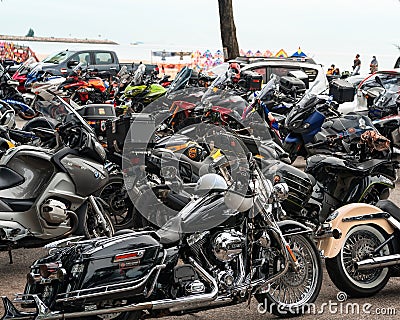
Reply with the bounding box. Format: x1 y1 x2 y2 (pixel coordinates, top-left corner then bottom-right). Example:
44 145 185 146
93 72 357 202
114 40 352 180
15 57 37 75
43 51 74 64
257 74 279 100
201 71 229 102
38 94 94 133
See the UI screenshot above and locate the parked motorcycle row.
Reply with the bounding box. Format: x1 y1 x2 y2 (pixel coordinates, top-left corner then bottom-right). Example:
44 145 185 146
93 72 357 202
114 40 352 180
0 58 400 320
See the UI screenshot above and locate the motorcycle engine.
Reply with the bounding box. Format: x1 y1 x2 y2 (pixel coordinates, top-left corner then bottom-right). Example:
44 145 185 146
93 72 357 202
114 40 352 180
40 199 68 224
212 230 245 262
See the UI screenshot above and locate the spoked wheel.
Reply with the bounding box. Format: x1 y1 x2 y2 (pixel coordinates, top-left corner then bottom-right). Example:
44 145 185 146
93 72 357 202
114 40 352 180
76 200 115 239
97 175 136 230
256 234 322 317
325 225 392 298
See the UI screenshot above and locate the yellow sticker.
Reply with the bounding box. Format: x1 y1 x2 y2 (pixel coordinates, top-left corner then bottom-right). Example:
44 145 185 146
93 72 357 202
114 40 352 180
99 108 105 115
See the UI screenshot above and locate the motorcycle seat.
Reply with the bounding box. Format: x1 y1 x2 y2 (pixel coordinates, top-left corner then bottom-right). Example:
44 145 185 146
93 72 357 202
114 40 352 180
375 199 400 222
323 115 361 132
0 167 24 190
354 159 391 174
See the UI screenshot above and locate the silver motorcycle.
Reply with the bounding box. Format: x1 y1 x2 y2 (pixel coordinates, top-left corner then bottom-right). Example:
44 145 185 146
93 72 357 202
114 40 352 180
0 94 114 262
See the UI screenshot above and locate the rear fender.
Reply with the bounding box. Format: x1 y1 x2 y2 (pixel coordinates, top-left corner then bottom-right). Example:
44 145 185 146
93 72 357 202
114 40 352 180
318 203 395 258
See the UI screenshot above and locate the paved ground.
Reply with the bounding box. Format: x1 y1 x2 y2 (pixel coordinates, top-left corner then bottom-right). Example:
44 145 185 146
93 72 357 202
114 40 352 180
0 121 399 319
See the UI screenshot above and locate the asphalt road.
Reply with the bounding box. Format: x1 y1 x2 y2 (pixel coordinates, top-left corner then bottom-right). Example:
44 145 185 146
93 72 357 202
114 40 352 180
0 121 399 319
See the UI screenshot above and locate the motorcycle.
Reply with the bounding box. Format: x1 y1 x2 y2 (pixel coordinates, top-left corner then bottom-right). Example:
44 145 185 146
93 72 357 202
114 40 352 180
282 85 384 162
2 153 322 319
260 129 398 234
58 64 109 105
319 198 400 298
22 63 66 114
0 63 37 120
10 57 38 94
366 75 400 121
0 93 115 261
119 75 167 113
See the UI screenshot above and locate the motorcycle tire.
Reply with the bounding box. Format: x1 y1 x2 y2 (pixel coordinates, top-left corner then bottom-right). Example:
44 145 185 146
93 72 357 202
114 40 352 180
75 200 115 239
256 234 322 317
96 174 137 230
325 225 392 298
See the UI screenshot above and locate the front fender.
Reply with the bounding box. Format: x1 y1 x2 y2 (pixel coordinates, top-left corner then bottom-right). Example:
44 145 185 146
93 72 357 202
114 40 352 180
277 220 312 237
318 203 395 259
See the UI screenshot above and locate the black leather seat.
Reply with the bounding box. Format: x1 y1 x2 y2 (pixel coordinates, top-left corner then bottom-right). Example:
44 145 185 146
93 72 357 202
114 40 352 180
355 159 391 173
376 200 400 222
0 167 24 190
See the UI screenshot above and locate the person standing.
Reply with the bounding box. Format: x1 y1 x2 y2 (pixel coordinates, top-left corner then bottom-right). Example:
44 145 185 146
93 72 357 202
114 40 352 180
352 54 361 75
370 56 378 73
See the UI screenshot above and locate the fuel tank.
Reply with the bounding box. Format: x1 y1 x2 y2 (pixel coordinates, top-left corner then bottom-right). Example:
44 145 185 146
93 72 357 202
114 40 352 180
60 154 109 196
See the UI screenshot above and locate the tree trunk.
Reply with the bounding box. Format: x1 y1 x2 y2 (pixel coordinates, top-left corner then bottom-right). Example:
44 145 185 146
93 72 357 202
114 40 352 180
218 0 239 61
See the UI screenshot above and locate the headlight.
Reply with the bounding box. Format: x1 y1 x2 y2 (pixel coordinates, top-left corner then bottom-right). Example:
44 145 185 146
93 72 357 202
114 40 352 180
291 119 303 129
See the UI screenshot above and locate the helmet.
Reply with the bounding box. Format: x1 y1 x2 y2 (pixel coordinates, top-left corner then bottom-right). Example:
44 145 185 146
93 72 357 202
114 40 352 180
194 173 227 194
229 62 241 83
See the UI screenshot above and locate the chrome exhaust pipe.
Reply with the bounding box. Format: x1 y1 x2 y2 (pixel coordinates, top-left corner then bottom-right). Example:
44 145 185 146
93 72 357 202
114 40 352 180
2 258 218 320
355 254 400 271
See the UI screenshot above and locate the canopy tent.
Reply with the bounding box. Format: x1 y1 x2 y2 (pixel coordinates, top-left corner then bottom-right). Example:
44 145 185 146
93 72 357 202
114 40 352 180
275 49 288 58
291 47 307 58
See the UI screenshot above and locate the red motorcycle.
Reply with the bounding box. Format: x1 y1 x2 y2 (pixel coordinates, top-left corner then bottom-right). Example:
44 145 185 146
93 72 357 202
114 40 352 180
11 57 38 93
59 67 109 104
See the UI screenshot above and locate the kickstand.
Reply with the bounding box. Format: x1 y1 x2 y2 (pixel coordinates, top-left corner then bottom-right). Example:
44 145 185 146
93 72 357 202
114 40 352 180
8 247 13 264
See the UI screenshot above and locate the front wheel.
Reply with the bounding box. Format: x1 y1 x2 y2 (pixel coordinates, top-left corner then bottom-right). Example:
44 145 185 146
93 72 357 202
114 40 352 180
75 200 115 238
96 174 136 230
325 225 392 298
256 234 322 317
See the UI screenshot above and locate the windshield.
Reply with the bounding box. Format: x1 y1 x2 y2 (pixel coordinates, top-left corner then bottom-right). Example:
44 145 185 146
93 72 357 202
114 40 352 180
257 74 280 100
166 66 192 95
38 94 94 133
43 51 74 64
207 63 229 76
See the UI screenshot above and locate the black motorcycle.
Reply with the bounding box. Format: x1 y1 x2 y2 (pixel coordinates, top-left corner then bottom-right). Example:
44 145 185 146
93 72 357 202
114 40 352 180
2 154 322 319
260 136 398 234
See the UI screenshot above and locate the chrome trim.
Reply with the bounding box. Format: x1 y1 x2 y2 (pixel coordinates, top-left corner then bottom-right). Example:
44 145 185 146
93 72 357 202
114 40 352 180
356 253 400 270
56 264 165 302
4 257 219 319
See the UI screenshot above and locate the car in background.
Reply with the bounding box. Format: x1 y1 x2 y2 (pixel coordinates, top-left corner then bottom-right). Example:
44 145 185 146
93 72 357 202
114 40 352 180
338 69 400 114
206 57 328 94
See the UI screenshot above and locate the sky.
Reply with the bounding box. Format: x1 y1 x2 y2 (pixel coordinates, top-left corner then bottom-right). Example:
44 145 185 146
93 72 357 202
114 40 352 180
0 0 399 72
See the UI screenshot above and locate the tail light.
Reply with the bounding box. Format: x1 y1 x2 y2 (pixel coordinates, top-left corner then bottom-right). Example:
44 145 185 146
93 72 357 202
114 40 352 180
39 262 61 278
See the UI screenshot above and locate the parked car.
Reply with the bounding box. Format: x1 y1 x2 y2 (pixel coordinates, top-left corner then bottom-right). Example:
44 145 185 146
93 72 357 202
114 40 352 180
37 49 157 79
206 57 328 94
